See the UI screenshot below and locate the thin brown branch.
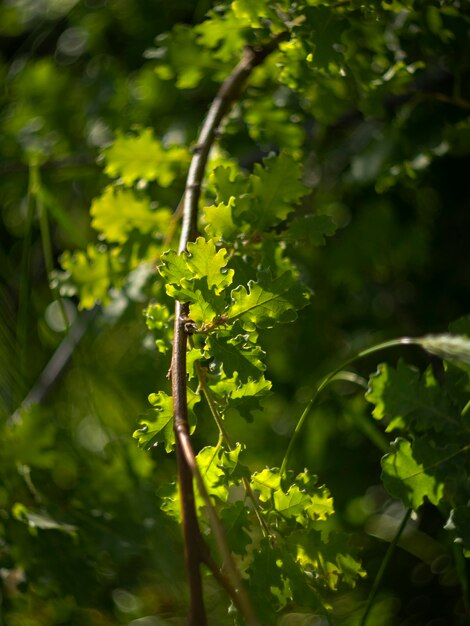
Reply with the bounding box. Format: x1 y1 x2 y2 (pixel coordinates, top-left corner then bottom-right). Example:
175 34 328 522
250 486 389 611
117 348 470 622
178 429 261 626
171 34 286 626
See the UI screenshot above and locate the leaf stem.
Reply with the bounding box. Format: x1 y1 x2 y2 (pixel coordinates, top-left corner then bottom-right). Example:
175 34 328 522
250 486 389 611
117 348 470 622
281 337 418 477
196 364 271 538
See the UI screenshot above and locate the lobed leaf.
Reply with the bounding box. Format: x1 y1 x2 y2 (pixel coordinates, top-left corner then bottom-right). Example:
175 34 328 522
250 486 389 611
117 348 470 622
381 437 445 510
366 360 457 433
185 237 234 293
103 128 189 186
91 186 172 244
226 270 310 331
58 245 126 310
288 529 366 591
246 152 309 230
286 214 337 247
205 334 266 382
133 389 200 452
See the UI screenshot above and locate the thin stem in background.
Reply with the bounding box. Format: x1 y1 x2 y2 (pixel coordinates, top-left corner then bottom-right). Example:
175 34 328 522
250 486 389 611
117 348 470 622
16 166 37 393
360 508 413 626
281 337 419 477
32 165 70 332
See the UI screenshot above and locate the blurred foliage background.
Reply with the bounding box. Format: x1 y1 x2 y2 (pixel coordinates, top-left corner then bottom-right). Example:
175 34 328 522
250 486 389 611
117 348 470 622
0 1 469 624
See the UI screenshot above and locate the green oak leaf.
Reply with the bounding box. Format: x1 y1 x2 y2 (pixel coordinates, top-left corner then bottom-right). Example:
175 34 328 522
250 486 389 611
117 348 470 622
185 237 234 293
159 238 234 317
144 302 172 354
196 444 245 502
246 152 309 230
203 197 238 241
252 468 334 525
208 165 247 205
219 501 252 555
103 128 189 186
381 437 445 509
90 186 172 244
205 334 266 382
226 270 310 331
187 347 204 379
366 360 457 433
158 249 192 289
295 470 335 522
186 288 219 326
133 389 199 452
246 539 290 623
232 0 279 29
286 214 337 247
274 485 317 523
251 468 282 503
194 8 248 62
209 374 272 422
230 375 272 420
58 245 125 310
288 529 366 591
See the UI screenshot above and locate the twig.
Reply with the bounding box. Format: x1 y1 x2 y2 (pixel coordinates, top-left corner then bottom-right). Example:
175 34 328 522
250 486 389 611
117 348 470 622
171 35 286 626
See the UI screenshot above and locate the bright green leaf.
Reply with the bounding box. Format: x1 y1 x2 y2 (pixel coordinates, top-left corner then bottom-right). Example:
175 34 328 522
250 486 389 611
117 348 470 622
226 271 310 330
103 128 189 186
381 437 445 509
134 389 199 452
91 186 172 244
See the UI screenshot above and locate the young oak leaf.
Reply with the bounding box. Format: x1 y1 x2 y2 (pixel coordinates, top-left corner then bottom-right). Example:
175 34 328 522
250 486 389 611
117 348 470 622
251 467 282 503
185 237 234 293
196 444 245 503
381 437 446 510
285 214 337 247
226 270 310 331
103 128 190 186
366 360 457 433
158 249 192 290
219 501 252 556
91 186 172 244
204 197 238 242
208 165 247 205
245 152 309 230
272 469 334 525
159 237 234 298
288 529 366 591
58 244 125 310
205 334 266 382
133 389 199 453
208 374 272 422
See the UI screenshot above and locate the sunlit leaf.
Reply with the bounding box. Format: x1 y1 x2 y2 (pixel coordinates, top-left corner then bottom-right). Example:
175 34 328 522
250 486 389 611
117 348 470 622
227 270 310 331
134 389 200 452
381 437 445 509
103 128 189 186
91 186 172 244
